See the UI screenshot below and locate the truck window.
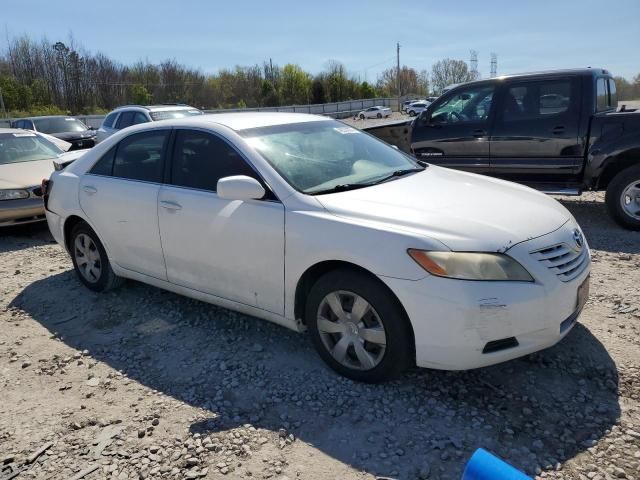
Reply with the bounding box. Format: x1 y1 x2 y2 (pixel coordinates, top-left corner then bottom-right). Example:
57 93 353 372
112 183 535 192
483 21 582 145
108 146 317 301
608 78 618 108
596 78 608 111
501 79 572 121
429 85 494 125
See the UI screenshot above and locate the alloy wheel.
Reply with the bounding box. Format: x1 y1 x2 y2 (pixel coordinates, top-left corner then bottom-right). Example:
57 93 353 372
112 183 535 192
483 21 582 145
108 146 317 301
316 290 387 370
621 180 640 220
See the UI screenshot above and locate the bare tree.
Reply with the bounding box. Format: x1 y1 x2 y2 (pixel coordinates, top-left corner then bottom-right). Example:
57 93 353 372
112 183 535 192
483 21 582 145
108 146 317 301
430 59 475 94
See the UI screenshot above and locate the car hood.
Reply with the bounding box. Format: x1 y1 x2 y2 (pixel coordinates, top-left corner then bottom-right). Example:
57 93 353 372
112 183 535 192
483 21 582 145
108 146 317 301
52 131 96 141
0 150 86 189
314 165 571 252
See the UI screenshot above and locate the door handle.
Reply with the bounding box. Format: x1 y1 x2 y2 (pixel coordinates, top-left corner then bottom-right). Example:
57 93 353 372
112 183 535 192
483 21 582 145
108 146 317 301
160 200 182 211
552 126 565 134
82 186 97 195
472 129 487 138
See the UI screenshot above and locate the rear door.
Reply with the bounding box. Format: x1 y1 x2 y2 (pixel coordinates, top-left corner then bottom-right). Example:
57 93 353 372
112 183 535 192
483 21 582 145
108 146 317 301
79 129 170 280
489 76 582 185
410 83 495 173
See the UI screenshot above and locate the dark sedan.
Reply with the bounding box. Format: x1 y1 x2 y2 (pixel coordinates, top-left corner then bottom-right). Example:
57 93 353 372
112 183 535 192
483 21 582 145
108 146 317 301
11 116 96 150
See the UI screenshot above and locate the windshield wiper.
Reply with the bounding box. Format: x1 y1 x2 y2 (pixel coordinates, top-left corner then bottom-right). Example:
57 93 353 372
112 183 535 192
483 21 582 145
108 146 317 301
367 167 426 185
308 183 372 195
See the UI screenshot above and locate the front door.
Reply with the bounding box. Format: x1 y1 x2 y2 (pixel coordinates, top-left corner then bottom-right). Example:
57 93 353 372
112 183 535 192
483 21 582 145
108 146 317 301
79 129 170 280
157 128 285 315
411 84 495 173
490 76 582 186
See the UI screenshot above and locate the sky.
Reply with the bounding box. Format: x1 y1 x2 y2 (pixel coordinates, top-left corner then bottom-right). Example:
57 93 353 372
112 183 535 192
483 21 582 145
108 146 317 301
3 0 639 81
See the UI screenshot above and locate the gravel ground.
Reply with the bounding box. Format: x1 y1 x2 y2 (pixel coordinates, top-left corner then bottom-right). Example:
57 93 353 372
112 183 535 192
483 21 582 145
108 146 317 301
1 192 639 480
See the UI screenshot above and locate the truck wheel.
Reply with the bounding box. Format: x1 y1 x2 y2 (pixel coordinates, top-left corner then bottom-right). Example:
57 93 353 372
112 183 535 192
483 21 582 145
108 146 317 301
605 164 640 230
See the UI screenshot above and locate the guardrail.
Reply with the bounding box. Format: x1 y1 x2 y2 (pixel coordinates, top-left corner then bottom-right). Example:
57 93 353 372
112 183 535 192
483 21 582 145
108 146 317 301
0 97 400 129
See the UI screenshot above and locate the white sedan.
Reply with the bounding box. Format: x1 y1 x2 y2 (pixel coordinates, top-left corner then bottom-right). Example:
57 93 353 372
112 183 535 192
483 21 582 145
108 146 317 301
406 101 430 116
44 113 590 382
357 106 392 119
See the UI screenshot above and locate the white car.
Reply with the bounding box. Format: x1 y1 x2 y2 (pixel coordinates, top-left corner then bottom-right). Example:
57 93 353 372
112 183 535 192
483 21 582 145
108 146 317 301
44 113 591 382
95 104 202 144
407 101 430 116
357 106 392 119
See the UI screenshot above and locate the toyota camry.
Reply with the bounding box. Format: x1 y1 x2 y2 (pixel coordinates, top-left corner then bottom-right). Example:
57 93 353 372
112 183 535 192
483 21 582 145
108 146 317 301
43 113 590 382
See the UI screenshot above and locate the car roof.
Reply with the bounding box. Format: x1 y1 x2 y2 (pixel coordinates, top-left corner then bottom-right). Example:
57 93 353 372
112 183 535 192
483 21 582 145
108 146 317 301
451 67 610 90
113 104 199 112
12 115 77 121
148 112 331 131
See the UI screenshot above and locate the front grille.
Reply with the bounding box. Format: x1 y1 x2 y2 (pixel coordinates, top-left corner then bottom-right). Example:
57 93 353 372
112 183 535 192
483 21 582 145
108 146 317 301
530 243 588 282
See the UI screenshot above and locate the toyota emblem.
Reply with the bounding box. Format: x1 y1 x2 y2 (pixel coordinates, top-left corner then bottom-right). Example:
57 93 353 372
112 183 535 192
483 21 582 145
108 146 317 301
573 229 584 249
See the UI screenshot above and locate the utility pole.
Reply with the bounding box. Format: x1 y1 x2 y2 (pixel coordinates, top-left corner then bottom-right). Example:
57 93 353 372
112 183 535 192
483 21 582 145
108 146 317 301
396 42 401 110
0 87 6 119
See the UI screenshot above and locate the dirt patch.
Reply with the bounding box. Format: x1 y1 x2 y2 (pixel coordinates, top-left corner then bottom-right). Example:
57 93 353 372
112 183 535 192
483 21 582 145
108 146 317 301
0 193 639 479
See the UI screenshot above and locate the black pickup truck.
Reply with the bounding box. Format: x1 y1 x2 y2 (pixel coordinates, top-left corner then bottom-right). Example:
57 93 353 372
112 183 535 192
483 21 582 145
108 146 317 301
365 68 640 230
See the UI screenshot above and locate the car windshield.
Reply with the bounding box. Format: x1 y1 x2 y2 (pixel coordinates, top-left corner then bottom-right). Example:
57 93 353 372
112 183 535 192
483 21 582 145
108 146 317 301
33 117 87 134
149 109 203 121
0 132 64 165
240 120 421 194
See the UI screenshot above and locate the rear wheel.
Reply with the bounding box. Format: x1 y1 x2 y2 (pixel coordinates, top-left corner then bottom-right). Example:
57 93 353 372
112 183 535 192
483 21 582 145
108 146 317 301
376 113 382 118
359 114 365 120
69 222 124 292
409 110 416 117
605 164 640 230
306 269 412 383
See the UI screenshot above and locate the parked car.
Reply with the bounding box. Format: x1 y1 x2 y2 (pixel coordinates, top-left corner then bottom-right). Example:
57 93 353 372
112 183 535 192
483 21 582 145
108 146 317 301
426 96 439 103
95 104 203 144
365 68 640 230
0 128 85 227
401 99 424 112
357 106 392 119
406 101 430 117
11 116 96 150
44 113 590 382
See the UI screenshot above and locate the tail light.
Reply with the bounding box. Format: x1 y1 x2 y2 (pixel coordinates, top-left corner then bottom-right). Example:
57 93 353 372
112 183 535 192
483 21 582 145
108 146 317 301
41 179 52 208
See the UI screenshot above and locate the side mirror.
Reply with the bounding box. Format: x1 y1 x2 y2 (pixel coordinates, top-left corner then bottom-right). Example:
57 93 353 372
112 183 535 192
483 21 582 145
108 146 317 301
217 175 266 201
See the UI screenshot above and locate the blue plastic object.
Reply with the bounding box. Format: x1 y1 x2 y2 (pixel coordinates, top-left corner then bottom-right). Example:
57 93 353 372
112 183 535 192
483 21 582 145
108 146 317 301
462 448 531 480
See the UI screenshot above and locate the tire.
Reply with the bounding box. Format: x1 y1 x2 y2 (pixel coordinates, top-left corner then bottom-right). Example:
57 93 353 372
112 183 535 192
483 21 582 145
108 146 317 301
305 268 413 383
409 110 416 117
376 113 382 118
69 221 124 292
359 114 365 120
605 164 640 230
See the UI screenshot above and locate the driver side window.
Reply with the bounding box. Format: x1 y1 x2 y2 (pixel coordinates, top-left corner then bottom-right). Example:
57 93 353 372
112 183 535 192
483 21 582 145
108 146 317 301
429 85 495 125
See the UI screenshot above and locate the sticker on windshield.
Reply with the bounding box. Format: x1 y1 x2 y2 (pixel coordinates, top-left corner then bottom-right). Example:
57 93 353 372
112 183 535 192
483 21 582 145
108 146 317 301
333 126 360 135
13 133 36 137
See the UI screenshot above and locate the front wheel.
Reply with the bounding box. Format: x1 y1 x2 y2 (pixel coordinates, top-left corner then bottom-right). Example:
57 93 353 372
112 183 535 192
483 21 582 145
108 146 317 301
70 222 124 291
605 164 640 230
376 113 382 118
306 269 413 383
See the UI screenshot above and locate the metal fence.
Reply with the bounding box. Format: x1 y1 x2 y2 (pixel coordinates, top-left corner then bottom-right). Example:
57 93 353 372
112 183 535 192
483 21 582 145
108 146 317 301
0 97 400 129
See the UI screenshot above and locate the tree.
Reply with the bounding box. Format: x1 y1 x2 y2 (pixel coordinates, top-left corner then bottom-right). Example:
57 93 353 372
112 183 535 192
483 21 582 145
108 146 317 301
430 59 475 94
376 66 428 97
280 64 311 105
130 84 151 104
359 81 376 99
310 77 326 104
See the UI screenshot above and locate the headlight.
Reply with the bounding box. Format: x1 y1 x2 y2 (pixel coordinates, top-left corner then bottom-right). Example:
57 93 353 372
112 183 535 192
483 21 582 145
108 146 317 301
0 189 30 201
408 249 534 282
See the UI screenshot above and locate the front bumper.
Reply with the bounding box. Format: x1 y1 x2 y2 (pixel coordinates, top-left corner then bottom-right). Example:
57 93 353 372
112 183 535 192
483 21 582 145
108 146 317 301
382 222 591 370
0 196 46 227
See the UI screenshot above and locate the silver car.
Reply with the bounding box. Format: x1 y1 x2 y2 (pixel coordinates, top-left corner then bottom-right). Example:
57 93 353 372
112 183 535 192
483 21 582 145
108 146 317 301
0 128 85 227
95 104 203 144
